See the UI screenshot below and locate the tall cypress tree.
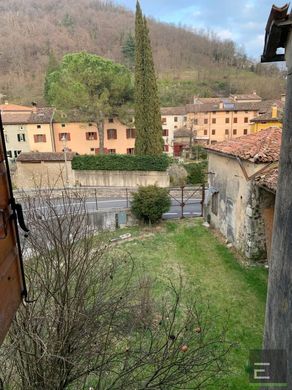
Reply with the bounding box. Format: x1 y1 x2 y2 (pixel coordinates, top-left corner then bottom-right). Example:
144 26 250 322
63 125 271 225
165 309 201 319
134 1 164 156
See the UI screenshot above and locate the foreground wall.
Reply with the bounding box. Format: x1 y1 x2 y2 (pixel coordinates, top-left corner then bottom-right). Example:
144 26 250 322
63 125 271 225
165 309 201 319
206 153 268 260
74 170 170 188
14 162 170 189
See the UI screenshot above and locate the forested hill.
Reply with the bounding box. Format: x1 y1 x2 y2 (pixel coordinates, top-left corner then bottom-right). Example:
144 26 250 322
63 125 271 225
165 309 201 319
0 0 285 104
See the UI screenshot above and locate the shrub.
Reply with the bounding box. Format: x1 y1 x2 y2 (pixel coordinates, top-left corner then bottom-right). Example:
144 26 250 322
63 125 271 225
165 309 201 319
168 164 188 187
191 145 208 160
72 154 169 171
131 185 171 224
184 161 208 185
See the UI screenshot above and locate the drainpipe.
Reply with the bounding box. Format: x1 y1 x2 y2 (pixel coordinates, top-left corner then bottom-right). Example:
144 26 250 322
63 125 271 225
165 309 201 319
262 29 292 386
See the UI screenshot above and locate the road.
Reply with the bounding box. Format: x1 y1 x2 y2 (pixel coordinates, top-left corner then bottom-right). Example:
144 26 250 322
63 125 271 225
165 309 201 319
22 197 203 220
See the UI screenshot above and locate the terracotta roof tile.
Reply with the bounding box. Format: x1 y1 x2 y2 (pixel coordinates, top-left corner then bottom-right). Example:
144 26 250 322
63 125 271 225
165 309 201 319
256 166 278 193
0 104 33 111
206 127 282 163
161 106 187 115
2 107 54 124
17 152 77 162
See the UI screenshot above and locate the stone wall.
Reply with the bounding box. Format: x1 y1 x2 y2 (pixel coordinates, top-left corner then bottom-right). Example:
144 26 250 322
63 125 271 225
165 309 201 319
73 170 170 188
206 153 271 260
14 162 170 189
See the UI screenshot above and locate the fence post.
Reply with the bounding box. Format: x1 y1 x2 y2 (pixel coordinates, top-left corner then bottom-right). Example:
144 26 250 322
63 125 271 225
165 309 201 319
181 186 185 219
94 188 98 211
201 183 205 217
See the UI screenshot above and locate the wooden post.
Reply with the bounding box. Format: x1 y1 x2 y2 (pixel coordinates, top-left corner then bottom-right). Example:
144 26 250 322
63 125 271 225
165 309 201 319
262 30 292 386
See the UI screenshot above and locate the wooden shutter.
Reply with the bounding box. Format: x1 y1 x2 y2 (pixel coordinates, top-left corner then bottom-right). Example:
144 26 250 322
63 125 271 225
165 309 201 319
94 132 97 140
43 134 46 142
86 132 89 140
34 134 38 143
0 117 25 345
67 133 71 141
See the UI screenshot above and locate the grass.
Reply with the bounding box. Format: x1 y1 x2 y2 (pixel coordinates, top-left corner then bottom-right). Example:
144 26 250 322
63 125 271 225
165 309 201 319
116 218 268 389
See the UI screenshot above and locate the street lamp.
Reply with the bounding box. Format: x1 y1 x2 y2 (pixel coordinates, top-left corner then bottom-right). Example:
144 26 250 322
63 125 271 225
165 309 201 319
61 135 69 185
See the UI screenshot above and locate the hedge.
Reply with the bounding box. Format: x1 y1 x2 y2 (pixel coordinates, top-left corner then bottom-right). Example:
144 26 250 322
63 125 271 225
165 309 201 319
71 154 170 171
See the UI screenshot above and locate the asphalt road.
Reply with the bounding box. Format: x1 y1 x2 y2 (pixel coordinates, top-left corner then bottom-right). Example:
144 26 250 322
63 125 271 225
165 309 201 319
22 197 202 220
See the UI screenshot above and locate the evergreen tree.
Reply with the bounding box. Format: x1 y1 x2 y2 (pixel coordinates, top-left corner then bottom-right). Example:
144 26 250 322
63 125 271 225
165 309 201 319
134 1 164 156
122 32 135 70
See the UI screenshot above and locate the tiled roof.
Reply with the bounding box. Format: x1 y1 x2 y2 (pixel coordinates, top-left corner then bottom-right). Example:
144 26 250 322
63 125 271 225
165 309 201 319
193 97 223 104
0 104 33 111
174 127 192 137
231 93 262 101
186 101 260 113
161 106 187 115
256 166 278 193
251 110 283 123
2 107 55 125
206 127 281 163
17 152 77 162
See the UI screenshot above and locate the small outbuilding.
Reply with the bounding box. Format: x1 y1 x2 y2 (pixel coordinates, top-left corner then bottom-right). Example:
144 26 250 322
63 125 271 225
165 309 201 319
205 127 281 260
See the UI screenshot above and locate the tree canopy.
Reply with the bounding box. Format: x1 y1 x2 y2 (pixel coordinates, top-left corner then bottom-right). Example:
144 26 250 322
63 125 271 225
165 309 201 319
45 52 134 151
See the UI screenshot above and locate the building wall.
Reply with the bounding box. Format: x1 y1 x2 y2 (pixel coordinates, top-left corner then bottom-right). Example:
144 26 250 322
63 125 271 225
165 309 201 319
3 124 30 160
161 114 187 154
206 153 268 259
14 161 74 189
250 120 282 133
27 123 55 153
187 110 258 144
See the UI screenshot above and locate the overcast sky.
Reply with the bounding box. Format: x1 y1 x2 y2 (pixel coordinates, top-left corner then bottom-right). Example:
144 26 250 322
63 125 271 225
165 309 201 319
116 0 279 60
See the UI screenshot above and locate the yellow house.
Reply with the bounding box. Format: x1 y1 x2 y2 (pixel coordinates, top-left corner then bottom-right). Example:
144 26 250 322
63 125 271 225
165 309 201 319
250 105 283 132
26 108 56 153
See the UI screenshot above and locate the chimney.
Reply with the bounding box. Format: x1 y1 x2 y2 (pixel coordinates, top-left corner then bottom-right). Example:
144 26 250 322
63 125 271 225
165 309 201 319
4 100 8 105
272 104 278 119
219 101 224 109
253 90 257 95
281 94 286 103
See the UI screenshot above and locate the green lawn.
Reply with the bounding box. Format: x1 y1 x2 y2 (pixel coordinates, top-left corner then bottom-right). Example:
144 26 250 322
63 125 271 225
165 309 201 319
116 218 268 389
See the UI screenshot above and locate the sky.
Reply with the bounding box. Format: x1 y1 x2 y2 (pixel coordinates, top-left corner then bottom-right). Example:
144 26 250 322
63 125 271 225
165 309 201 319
115 0 279 61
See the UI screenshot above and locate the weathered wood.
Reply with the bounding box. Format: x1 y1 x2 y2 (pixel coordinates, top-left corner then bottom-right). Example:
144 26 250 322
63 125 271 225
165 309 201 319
0 117 23 345
262 29 292 388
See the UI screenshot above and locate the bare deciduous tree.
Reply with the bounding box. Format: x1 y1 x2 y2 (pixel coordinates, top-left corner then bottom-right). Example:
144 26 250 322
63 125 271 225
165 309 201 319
0 187 231 389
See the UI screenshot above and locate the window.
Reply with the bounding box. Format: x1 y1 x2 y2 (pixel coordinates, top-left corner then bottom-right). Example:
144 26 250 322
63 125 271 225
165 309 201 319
184 116 187 121
59 133 71 141
174 117 178 122
61 123 66 127
4 134 8 143
244 129 248 135
225 129 229 135
127 148 135 155
204 119 208 124
126 128 136 139
7 151 12 158
108 149 116 154
108 118 114 123
204 129 208 135
234 118 237 123
164 144 169 152
225 118 230 124
174 126 178 129
234 111 238 114
212 118 216 124
86 132 97 140
89 123 93 127
34 134 46 143
37 124 41 129
211 192 219 215
212 129 216 135
194 119 198 125
233 129 237 135
107 129 117 140
163 129 169 137
17 134 26 142
211 140 217 145
90 148 95 152
226 111 230 114
161 117 166 124
244 117 248 123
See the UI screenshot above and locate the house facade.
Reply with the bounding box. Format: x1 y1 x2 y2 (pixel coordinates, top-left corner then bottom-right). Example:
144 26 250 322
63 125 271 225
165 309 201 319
205 127 281 260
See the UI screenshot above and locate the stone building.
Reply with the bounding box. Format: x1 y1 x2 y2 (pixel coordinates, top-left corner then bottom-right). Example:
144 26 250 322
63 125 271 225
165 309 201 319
205 127 281 260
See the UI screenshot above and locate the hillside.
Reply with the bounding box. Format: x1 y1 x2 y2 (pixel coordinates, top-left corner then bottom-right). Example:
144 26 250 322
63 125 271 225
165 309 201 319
0 0 286 104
